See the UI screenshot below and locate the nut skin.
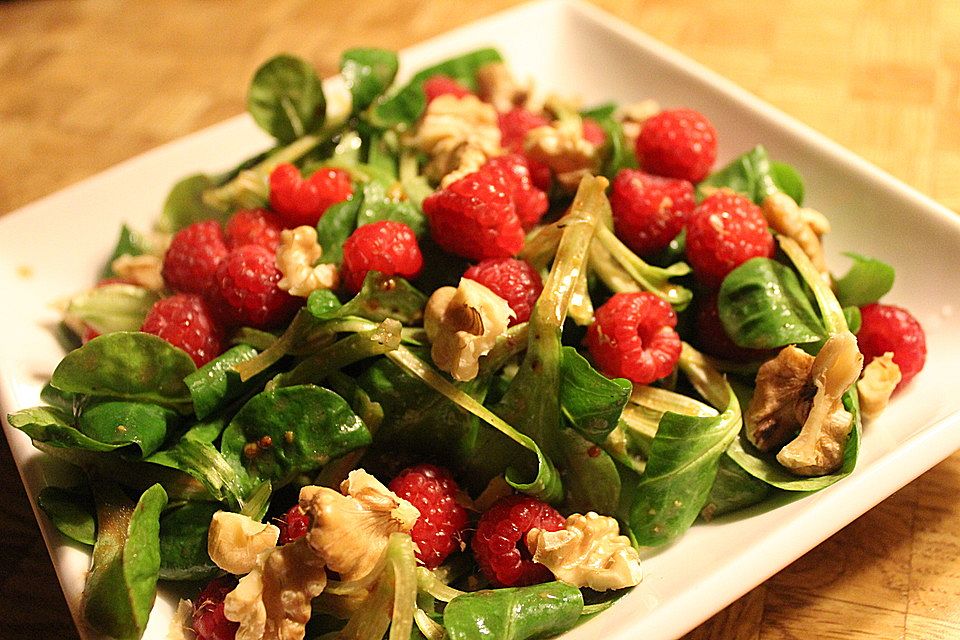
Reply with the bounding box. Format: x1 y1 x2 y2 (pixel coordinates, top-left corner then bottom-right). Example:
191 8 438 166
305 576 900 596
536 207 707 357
207 512 280 576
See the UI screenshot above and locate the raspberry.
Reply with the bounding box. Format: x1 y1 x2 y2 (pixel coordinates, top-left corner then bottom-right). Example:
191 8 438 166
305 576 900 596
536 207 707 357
423 74 472 103
269 163 352 228
610 169 695 256
340 221 424 294
498 107 550 152
389 464 469 570
277 504 310 545
857 303 927 389
161 221 228 295
423 165 525 261
224 208 283 252
463 258 543 325
472 494 565 587
215 245 299 329
140 294 223 366
192 576 239 640
582 117 606 147
497 107 552 191
585 292 681 384
685 190 774 288
636 108 718 183
483 155 549 229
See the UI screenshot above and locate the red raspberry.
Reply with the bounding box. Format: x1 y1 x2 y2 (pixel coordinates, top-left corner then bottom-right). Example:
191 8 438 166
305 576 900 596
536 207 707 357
636 108 718 183
472 494 565 587
389 464 469 570
269 163 352 228
497 107 552 191
582 117 606 147
857 303 927 389
484 155 549 229
192 576 239 640
141 294 223 366
585 292 681 384
610 169 696 256
215 245 299 329
463 258 543 325
277 504 310 545
423 74 472 103
224 208 283 252
423 165 525 261
685 190 774 288
162 221 228 296
340 221 424 294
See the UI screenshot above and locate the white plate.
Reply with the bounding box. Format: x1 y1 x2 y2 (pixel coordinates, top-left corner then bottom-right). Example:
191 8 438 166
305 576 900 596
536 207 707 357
2 1 960 638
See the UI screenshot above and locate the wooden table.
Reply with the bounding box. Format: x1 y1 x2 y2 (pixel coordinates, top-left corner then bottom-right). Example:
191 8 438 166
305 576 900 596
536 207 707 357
2 1 958 638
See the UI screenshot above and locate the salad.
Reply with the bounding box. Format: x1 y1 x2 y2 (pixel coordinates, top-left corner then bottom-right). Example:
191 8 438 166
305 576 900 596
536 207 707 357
7 47 927 640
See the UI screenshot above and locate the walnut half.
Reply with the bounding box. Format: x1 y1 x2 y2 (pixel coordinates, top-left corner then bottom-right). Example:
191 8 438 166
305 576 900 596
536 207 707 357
527 512 642 591
424 278 515 381
207 511 280 575
857 352 901 422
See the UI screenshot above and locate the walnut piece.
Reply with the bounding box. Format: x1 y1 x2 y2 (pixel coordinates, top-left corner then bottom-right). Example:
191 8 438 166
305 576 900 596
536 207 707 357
166 599 196 640
761 192 830 275
777 332 864 475
412 94 502 183
300 469 419 582
224 539 327 640
207 511 280 575
745 345 815 451
110 254 165 291
527 512 642 591
858 352 902 422
275 225 339 297
476 62 528 112
524 119 601 192
618 99 660 149
424 278 515 381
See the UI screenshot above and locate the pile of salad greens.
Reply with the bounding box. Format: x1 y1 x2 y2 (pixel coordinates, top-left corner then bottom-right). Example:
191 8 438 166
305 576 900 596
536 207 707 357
8 46 900 640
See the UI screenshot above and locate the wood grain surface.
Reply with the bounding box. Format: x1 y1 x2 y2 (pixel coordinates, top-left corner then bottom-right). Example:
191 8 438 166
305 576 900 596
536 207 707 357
1 1 958 639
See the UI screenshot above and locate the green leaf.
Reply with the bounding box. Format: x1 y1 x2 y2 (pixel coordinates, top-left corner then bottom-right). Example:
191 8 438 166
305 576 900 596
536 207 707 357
185 344 265 420
77 399 178 457
65 284 161 336
158 501 220 581
340 48 399 112
770 161 805 205
443 582 583 640
307 289 344 318
373 48 503 127
338 272 427 324
38 485 96 546
248 54 326 143
101 225 148 279
835 252 895 308
699 453 772 520
82 482 168 640
356 178 427 235
845 306 862 334
147 422 251 508
9 406 125 452
699 145 804 206
559 347 631 444
221 385 371 487
50 332 196 407
316 195 363 264
558 428 621 514
627 347 743 546
727 389 861 491
718 258 826 349
156 173 226 233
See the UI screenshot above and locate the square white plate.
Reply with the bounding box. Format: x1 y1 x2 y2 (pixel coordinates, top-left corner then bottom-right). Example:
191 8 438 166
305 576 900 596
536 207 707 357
3 1 960 638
